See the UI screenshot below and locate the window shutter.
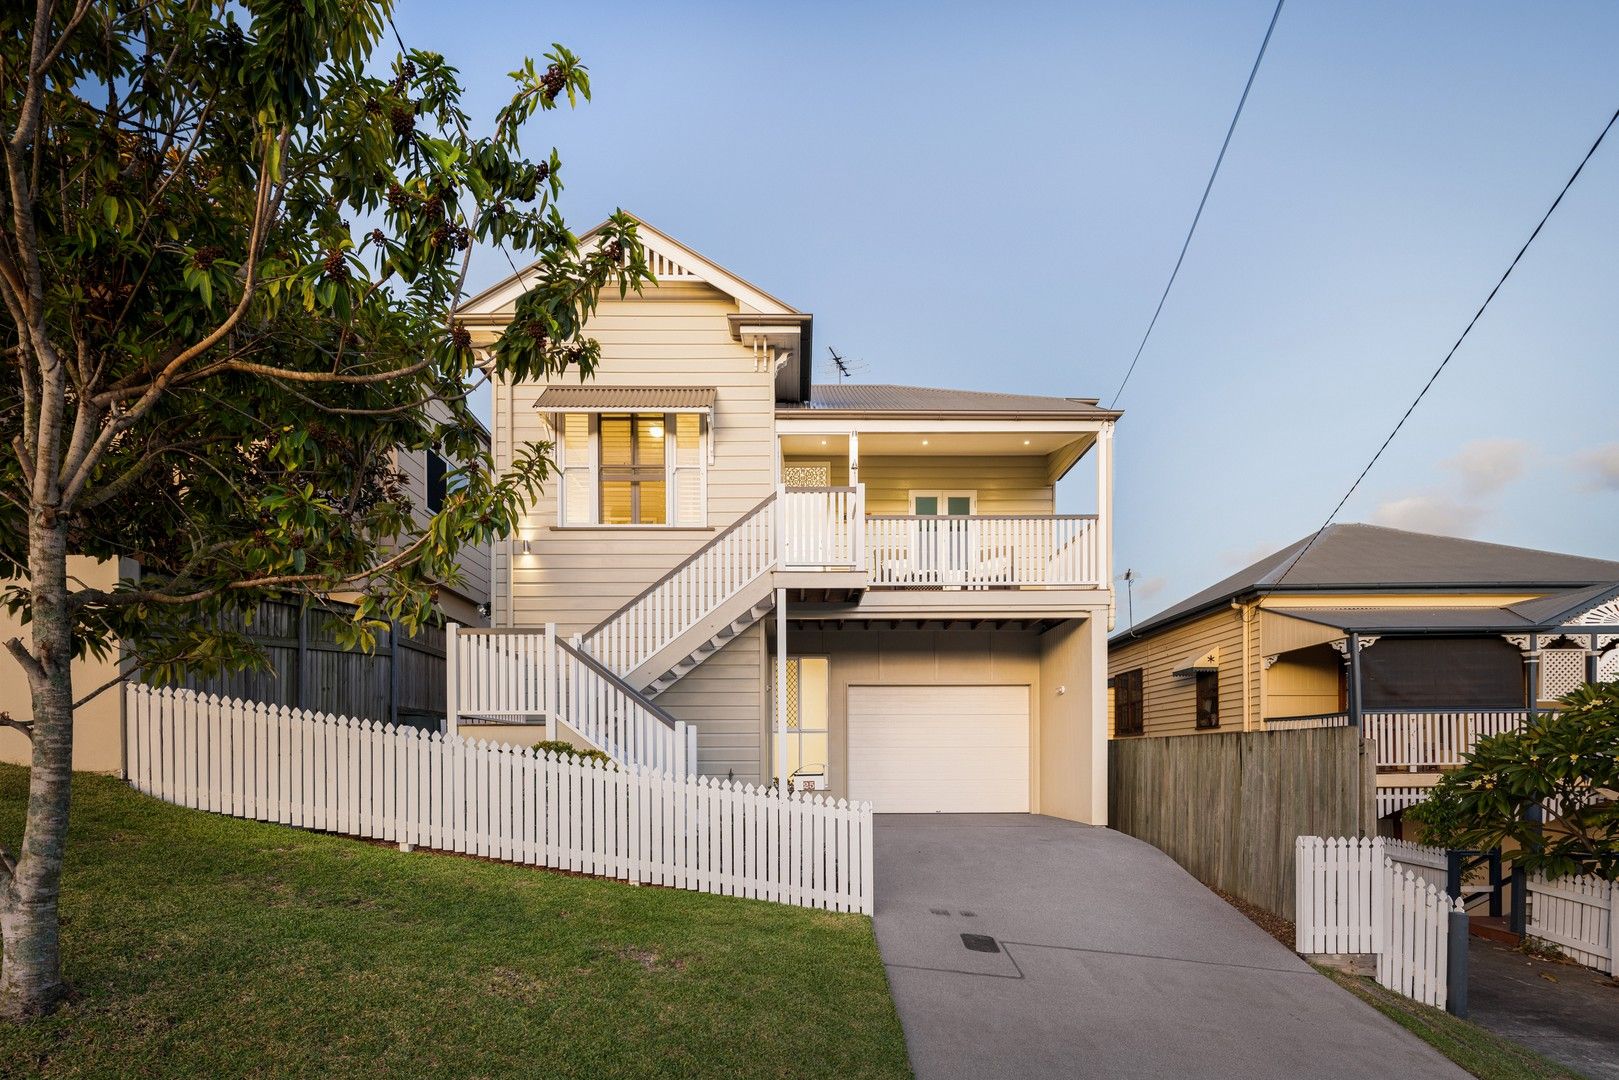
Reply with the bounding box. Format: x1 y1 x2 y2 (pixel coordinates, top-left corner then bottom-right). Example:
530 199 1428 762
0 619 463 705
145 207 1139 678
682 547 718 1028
559 413 592 525
671 413 705 526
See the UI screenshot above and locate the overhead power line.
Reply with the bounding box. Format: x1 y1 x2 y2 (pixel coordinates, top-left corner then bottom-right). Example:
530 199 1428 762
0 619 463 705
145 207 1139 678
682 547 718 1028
1108 0 1286 409
1265 102 1619 594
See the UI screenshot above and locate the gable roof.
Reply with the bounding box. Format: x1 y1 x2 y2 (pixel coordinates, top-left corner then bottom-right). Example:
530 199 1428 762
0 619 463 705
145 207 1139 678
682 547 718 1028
456 213 800 317
780 384 1120 419
1117 524 1619 643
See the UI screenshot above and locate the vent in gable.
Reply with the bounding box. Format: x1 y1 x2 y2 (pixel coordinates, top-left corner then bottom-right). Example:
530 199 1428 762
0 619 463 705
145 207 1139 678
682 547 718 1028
646 246 700 281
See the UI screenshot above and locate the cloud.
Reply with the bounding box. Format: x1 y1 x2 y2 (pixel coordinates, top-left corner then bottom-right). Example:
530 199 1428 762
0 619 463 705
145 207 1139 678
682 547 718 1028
1573 443 1619 492
1441 438 1529 498
1371 494 1486 537
1133 575 1167 601
1370 438 1530 538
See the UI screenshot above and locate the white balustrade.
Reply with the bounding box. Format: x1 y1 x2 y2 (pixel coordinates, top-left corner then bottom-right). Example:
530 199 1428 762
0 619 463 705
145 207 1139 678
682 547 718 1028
864 514 1098 587
1366 709 1531 770
780 486 864 570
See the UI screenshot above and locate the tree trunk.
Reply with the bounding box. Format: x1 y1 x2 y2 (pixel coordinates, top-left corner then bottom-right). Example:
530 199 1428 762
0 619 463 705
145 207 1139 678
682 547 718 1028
0 516 74 1019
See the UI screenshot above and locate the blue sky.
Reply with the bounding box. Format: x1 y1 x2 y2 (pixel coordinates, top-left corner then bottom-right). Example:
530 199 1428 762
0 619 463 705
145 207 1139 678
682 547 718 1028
394 1 1619 623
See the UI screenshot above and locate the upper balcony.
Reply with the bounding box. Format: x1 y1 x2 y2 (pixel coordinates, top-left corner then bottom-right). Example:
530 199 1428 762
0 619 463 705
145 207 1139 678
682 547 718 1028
774 403 1114 597
779 485 1100 589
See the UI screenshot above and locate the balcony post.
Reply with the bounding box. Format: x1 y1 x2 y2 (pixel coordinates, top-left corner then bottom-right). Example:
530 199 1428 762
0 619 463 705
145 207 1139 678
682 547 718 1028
1097 423 1115 619
775 587 789 789
1346 632 1363 729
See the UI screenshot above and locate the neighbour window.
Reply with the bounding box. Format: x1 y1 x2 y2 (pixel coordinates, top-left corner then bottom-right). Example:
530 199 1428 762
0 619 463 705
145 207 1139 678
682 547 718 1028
426 450 448 513
555 412 706 527
1195 670 1219 729
1112 668 1144 736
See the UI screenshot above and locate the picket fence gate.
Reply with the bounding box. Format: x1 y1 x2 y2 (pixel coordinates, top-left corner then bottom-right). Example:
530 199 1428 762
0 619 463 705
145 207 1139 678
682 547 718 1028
124 685 873 913
1527 873 1616 975
1295 836 1464 1010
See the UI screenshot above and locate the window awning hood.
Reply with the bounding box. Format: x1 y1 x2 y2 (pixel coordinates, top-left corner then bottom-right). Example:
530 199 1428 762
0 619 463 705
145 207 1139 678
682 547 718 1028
533 387 716 414
1172 647 1220 677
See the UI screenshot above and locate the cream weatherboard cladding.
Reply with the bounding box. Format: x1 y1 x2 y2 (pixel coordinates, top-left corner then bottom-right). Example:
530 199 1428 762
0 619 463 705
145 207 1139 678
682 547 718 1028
490 287 777 635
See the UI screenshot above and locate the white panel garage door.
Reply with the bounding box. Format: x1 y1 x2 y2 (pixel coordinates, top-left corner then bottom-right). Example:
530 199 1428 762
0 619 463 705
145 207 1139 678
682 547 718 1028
847 685 1030 813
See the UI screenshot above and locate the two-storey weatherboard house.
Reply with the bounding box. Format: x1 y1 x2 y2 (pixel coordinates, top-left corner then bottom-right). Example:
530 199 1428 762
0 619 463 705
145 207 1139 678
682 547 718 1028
451 217 1119 824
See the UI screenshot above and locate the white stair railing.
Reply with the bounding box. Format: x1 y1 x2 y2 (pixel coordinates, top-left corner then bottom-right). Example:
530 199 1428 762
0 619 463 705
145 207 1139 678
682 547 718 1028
447 625 558 727
557 636 696 776
582 493 780 677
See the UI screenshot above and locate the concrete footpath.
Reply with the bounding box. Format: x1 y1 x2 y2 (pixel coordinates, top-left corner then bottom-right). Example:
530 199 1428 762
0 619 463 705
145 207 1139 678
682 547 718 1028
872 814 1469 1080
1468 937 1619 1080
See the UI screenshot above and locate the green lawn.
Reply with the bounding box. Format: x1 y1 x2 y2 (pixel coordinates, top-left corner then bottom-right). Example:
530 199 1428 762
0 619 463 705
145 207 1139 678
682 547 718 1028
0 766 911 1079
1315 966 1582 1080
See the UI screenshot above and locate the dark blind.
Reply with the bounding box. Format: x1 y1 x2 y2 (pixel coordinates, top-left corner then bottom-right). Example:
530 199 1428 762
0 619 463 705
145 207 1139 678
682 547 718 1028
1361 636 1524 709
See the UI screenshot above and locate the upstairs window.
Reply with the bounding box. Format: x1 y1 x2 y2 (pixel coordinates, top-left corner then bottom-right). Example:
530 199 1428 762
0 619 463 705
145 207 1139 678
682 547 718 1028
556 412 705 527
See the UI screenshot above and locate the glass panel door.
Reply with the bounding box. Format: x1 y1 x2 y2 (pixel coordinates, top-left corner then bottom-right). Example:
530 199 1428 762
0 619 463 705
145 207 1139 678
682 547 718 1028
777 657 830 792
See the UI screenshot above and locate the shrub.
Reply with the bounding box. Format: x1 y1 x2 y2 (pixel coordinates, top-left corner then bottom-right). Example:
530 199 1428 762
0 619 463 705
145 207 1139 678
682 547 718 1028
1407 681 1619 880
532 739 612 767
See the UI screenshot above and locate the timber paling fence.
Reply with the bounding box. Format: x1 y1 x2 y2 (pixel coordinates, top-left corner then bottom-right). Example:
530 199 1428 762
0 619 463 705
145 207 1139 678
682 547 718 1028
1108 727 1375 920
123 685 874 913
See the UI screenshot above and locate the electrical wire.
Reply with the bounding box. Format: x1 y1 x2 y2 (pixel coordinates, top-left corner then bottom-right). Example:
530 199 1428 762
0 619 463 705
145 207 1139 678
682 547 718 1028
1107 0 1287 409
1264 103 1619 594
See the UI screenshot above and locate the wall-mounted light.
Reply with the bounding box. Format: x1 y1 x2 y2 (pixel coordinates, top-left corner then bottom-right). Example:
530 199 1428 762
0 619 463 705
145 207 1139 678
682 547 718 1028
522 538 532 555
921 439 930 446
1023 439 1031 446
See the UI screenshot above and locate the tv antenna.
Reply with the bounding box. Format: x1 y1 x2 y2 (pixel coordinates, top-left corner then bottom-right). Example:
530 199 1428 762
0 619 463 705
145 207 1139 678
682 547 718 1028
1119 568 1137 628
825 347 868 381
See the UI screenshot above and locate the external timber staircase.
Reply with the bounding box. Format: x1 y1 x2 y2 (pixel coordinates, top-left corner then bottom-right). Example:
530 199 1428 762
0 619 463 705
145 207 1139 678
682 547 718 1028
447 487 866 775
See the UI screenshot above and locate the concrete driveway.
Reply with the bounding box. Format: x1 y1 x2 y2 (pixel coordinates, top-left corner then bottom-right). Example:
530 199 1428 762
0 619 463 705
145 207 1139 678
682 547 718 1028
873 814 1470 1080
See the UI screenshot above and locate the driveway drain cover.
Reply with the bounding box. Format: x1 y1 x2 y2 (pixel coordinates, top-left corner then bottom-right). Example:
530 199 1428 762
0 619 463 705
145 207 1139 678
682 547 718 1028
960 933 1001 954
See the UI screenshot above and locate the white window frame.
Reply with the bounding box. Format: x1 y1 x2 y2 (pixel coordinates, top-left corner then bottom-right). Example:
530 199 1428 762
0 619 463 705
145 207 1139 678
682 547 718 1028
909 490 976 516
554 412 707 528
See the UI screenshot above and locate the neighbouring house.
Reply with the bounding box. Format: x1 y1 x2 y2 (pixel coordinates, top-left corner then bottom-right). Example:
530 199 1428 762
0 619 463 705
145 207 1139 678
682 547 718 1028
450 216 1119 822
0 434 492 771
1107 523 1619 821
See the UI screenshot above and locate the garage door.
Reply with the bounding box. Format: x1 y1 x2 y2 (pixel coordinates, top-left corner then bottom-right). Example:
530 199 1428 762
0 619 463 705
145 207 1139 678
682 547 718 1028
847 685 1030 813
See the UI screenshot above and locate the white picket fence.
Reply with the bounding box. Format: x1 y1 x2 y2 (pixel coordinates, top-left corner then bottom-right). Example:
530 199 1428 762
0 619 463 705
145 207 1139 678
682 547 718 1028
1295 836 1464 1008
1527 873 1616 975
124 685 874 913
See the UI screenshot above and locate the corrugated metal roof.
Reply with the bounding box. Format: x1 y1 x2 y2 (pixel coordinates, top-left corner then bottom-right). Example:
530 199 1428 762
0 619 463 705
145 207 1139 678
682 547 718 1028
533 387 716 412
1116 525 1619 643
780 384 1116 416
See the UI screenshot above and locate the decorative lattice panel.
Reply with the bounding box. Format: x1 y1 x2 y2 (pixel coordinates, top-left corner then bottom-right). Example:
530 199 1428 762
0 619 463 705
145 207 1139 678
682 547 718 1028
1539 648 1587 700
785 659 800 730
782 464 830 488
1599 648 1619 683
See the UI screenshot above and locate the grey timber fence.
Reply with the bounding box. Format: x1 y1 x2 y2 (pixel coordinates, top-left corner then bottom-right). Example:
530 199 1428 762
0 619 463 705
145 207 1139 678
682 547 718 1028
181 599 446 730
1108 727 1376 920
